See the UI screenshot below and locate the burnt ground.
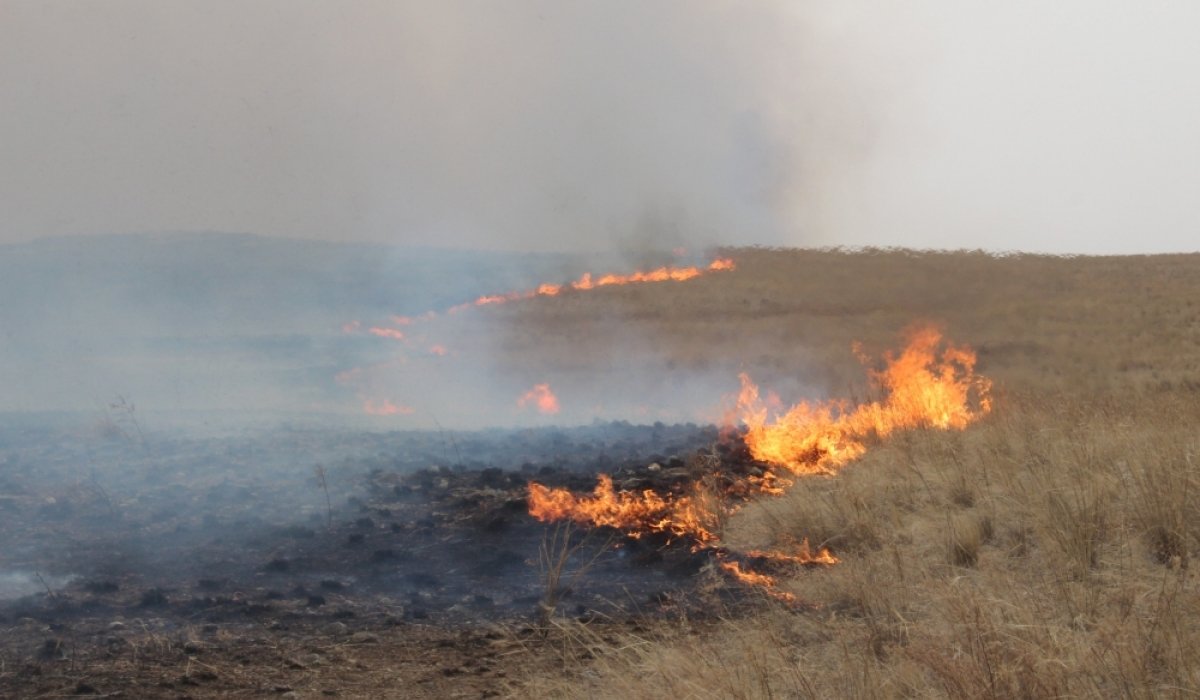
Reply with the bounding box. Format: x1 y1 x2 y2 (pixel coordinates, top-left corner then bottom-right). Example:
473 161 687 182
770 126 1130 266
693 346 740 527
0 418 777 698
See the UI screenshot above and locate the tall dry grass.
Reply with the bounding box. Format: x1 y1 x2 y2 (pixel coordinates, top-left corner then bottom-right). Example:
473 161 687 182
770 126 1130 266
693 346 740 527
497 249 1200 698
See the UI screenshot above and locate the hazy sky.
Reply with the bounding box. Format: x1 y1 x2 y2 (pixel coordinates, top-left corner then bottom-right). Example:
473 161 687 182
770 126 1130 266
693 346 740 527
2 1 1199 253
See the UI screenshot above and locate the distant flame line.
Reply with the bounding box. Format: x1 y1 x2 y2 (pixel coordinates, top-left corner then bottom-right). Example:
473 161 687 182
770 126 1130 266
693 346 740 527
447 257 735 314
338 256 736 416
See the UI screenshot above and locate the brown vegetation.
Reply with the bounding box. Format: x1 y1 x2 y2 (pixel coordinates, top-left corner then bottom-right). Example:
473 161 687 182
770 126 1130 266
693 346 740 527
6 247 1199 698
503 248 1200 698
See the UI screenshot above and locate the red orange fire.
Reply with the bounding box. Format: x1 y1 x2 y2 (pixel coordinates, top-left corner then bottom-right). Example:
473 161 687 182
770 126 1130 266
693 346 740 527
527 327 991 600
518 383 561 415
344 257 735 417
448 258 735 313
738 326 991 481
367 326 406 341
362 398 415 416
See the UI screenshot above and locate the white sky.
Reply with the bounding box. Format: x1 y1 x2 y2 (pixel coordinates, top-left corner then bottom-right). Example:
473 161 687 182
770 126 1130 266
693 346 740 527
2 1 1199 253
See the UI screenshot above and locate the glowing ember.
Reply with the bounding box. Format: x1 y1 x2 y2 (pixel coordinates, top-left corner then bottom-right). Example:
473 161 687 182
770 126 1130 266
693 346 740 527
518 383 561 415
363 399 415 416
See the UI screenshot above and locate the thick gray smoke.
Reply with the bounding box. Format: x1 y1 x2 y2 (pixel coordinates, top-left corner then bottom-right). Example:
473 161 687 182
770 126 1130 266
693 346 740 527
4 2 1199 253
4 2 1200 421
0 1 874 252
6 2 1200 253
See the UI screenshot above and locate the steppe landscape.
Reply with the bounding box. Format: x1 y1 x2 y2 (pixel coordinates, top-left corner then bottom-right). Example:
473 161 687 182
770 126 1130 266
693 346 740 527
4 245 1198 698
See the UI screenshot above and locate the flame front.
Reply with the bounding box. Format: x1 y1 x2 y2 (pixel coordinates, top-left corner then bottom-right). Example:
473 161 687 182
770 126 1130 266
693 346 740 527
739 326 992 478
450 258 734 313
528 475 716 545
527 327 990 601
340 257 736 415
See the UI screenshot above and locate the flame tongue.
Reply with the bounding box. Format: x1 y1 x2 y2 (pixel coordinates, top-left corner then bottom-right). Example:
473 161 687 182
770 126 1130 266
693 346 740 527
527 475 718 546
739 326 992 476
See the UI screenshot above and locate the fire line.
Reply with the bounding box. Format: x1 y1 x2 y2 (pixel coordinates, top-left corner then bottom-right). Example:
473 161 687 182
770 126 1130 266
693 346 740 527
527 327 992 601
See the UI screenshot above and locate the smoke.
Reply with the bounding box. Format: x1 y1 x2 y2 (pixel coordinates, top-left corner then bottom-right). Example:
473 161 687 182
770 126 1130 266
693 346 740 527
4 2 1200 252
0 1 886 252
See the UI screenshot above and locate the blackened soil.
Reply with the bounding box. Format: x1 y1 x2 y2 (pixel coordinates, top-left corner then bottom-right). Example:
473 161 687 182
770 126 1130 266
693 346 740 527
0 419 774 697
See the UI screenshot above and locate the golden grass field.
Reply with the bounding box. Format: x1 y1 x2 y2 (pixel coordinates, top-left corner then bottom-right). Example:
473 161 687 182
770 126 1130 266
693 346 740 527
500 247 1200 698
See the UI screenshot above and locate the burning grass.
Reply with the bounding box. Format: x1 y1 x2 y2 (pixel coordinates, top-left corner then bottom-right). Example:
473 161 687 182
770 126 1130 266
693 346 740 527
526 327 990 602
8 247 1200 697
517 392 1200 698
501 248 1200 698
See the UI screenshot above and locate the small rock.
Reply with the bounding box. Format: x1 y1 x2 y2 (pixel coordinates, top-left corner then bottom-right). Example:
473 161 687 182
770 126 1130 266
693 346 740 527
323 622 348 635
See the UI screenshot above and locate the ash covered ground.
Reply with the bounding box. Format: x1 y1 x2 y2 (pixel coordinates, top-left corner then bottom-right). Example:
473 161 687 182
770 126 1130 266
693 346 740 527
0 416 763 697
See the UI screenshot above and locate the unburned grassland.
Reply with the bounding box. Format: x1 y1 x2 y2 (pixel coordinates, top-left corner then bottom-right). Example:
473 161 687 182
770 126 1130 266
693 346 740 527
500 248 1200 698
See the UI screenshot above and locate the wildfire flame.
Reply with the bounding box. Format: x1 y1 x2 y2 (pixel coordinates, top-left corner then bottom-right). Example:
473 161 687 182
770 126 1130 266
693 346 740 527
340 257 735 415
527 327 991 601
363 399 415 416
449 258 735 313
738 326 992 479
528 475 718 546
367 326 406 340
518 383 561 415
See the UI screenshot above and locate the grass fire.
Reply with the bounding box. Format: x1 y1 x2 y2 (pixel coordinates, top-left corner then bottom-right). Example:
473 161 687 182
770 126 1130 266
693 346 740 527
5 244 1200 698
5 2 1200 696
527 326 991 601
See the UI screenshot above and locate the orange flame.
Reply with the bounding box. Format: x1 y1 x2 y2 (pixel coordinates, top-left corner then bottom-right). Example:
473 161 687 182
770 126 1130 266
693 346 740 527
363 399 415 416
367 327 406 341
717 561 797 603
518 383 561 415
449 258 735 313
528 327 989 600
738 326 991 476
528 475 719 546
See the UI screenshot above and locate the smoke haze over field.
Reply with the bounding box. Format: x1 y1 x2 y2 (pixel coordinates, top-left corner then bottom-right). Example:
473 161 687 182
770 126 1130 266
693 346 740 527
2 2 1199 253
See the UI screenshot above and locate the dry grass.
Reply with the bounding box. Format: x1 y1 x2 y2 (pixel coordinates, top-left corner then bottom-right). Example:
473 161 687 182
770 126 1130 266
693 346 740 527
499 248 1200 698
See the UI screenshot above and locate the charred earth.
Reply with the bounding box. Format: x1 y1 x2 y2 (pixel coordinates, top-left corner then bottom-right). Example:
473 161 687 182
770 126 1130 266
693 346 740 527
0 418 789 697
